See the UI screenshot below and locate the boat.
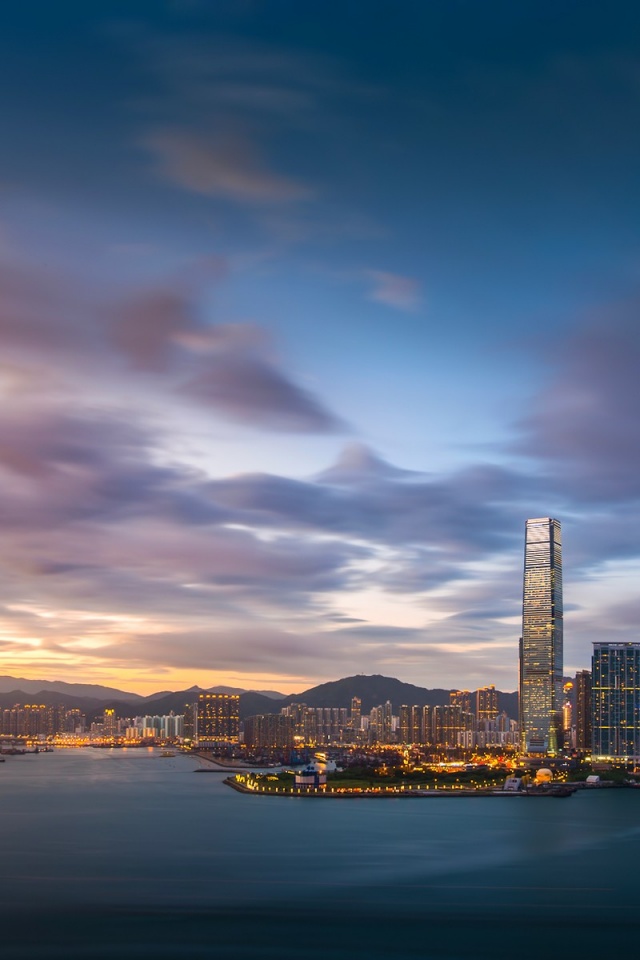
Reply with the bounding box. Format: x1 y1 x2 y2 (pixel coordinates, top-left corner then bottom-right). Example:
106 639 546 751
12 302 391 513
159 750 176 758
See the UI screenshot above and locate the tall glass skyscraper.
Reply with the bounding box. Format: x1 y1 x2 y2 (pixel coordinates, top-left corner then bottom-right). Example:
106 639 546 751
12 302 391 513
519 517 563 754
592 642 640 762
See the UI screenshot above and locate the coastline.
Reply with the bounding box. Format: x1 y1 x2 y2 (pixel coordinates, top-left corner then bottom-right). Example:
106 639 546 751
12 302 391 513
192 751 257 771
223 777 577 798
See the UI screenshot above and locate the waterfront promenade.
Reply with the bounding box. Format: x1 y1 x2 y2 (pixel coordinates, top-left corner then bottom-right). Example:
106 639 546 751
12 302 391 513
224 775 577 798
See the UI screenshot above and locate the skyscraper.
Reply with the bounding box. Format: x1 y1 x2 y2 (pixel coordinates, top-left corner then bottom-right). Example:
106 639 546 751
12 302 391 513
519 517 563 754
592 643 640 762
196 693 239 744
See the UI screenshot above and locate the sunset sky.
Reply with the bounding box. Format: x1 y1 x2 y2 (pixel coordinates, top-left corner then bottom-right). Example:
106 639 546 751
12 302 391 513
1 1 640 695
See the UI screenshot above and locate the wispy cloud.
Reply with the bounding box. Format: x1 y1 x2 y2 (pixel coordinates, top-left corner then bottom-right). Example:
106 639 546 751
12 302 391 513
143 129 311 203
0 254 341 435
365 270 422 311
182 352 344 433
515 299 640 502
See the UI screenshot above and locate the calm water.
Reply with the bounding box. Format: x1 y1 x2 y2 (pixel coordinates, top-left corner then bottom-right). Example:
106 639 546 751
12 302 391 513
1 748 639 959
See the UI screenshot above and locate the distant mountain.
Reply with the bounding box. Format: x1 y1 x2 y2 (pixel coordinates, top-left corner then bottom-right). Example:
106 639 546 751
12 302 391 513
0 676 143 701
136 690 174 704
205 685 285 698
241 675 518 720
283 675 455 713
0 674 518 723
126 688 287 720
0 690 137 716
135 688 207 716
238 691 287 719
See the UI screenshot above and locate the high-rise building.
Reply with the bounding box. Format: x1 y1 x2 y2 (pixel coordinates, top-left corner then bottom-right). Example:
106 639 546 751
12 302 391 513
398 705 424 744
103 708 118 738
410 705 423 744
422 705 433 746
197 693 239 744
280 702 307 736
432 705 473 751
450 690 472 714
1 704 50 738
367 701 394 743
302 707 318 743
519 517 563 754
183 701 198 742
562 697 573 750
592 643 640 762
382 700 393 742
368 704 383 743
243 714 295 756
350 697 362 734
399 705 410 743
575 669 592 752
476 685 498 722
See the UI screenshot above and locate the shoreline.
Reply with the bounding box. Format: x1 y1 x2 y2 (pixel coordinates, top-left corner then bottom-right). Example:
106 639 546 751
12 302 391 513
192 751 257 771
223 777 577 798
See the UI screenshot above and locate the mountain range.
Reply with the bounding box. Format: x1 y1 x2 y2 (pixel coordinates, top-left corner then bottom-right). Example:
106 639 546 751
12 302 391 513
0 674 519 721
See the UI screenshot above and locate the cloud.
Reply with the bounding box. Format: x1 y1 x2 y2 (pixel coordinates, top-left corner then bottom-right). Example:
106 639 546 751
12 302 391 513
0 403 530 683
366 270 422 311
0 262 98 361
108 283 343 432
0 410 141 482
0 400 578 689
183 353 344 433
315 442 417 483
515 303 640 502
1 254 341 435
144 129 310 203
0 405 360 598
209 449 528 554
110 290 201 372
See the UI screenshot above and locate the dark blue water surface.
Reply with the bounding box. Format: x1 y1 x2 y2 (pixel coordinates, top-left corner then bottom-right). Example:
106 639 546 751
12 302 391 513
1 748 639 959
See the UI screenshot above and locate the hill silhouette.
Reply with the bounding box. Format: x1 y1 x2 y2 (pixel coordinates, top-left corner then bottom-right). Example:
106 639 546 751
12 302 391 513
0 674 519 722
273 675 517 718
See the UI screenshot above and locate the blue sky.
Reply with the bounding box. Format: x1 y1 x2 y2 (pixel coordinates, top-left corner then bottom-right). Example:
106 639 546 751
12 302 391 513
1 0 640 694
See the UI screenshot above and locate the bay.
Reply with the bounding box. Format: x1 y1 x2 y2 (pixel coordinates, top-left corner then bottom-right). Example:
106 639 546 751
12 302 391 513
1 747 639 958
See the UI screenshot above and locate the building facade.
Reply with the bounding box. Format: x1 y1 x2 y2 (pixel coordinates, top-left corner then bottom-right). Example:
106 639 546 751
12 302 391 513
575 669 592 753
243 714 295 757
350 697 362 737
196 693 240 744
592 643 640 762
476 685 498 722
519 517 563 754
432 705 474 751
450 690 472 714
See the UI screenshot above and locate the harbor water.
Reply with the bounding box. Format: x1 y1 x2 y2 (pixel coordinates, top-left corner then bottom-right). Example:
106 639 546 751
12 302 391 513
1 747 638 958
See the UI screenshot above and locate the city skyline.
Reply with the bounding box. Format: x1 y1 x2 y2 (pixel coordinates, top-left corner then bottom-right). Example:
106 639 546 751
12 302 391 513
2 3 640 695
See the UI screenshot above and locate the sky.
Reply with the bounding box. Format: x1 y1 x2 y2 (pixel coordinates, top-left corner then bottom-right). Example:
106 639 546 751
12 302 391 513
1 0 640 696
